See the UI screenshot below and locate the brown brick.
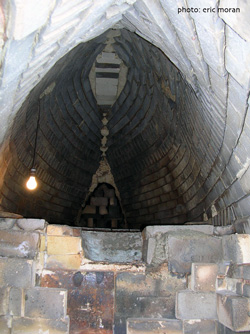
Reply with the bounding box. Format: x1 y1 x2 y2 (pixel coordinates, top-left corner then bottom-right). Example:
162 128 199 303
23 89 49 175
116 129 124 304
127 318 183 334
191 263 218 292
88 218 94 227
90 197 108 206
0 230 39 259
41 270 114 333
24 287 67 319
12 316 69 334
82 205 96 214
104 188 115 198
110 197 117 206
99 205 108 215
47 235 82 255
0 258 35 288
46 254 82 270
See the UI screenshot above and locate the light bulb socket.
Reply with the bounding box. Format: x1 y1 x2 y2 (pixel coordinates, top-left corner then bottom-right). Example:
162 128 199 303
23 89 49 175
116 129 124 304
30 168 36 176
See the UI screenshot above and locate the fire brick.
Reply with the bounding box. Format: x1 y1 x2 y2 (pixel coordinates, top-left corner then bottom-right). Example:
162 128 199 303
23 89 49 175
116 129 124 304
9 287 22 316
0 258 35 288
47 235 82 255
0 288 9 316
90 197 108 206
183 319 217 334
176 290 217 320
223 234 250 264
24 287 67 319
0 230 39 259
41 270 114 334
46 254 82 270
11 316 69 334
0 316 10 334
217 291 250 331
191 263 218 292
127 318 183 334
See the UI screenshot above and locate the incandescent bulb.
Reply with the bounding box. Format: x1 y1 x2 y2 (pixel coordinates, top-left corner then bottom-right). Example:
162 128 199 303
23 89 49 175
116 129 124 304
26 175 37 190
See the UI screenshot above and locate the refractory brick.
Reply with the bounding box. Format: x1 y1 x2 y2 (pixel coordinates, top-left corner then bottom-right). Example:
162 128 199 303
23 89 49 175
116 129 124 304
0 230 39 258
217 291 250 331
0 258 35 288
127 318 183 334
191 263 218 292
176 290 217 320
24 287 67 319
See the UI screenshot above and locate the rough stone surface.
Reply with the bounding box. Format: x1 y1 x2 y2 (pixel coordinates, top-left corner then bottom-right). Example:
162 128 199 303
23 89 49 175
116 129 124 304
24 287 67 319
183 319 217 334
144 225 214 238
0 258 35 288
223 234 250 264
81 231 142 262
16 219 46 231
47 224 80 237
47 235 82 255
45 254 82 270
41 270 114 334
11 316 70 334
176 290 217 320
0 230 39 258
168 231 222 274
0 219 16 230
191 263 218 292
115 267 186 334
9 287 22 316
0 316 11 334
217 291 250 331
0 288 9 316
127 318 183 334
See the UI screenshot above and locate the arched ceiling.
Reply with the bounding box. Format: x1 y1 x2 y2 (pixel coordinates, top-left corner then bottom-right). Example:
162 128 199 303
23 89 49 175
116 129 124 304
0 0 250 228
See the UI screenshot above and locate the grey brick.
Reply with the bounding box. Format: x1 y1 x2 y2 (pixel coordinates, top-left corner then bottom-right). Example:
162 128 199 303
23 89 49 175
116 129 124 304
0 258 35 288
9 288 22 316
217 291 250 331
176 290 217 320
0 230 39 259
127 318 183 334
0 316 11 334
183 319 217 334
12 316 69 334
24 287 67 319
0 288 9 316
191 263 218 292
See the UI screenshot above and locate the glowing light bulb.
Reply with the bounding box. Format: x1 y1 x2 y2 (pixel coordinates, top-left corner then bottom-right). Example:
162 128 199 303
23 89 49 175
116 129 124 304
26 168 37 190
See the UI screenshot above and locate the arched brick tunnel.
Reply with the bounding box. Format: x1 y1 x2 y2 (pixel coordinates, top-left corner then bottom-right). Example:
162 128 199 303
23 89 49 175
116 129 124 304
0 0 250 230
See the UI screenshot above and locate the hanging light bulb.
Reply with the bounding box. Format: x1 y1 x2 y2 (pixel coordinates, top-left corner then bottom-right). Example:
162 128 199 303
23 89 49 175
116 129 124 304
25 98 41 191
26 168 37 191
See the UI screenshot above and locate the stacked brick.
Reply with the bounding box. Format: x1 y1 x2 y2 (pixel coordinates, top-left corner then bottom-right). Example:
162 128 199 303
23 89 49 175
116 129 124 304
127 226 250 334
0 218 70 333
80 183 125 228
